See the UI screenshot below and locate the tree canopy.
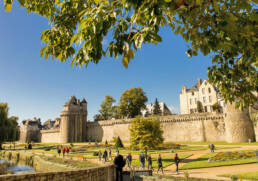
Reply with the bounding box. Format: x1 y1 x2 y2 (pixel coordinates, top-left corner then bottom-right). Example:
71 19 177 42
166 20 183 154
130 117 164 150
99 95 116 120
3 0 258 108
119 87 148 118
0 103 19 149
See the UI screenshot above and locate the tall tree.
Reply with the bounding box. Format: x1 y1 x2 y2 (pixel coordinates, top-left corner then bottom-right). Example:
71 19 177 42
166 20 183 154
3 0 258 108
119 88 148 118
0 103 19 150
99 95 116 120
153 98 162 115
130 117 164 150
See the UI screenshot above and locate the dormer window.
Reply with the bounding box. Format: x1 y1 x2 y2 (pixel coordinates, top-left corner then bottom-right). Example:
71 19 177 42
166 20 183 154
208 88 211 93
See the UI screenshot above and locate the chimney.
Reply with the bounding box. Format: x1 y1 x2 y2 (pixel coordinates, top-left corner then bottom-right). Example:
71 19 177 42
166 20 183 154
182 86 186 93
197 78 202 87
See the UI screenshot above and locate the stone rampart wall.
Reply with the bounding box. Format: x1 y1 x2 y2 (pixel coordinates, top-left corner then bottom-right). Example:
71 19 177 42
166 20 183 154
41 129 61 143
86 113 225 142
254 124 258 141
0 164 115 181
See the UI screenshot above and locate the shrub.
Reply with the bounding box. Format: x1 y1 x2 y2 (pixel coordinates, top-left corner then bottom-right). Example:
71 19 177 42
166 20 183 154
115 136 124 148
230 175 238 181
93 152 99 156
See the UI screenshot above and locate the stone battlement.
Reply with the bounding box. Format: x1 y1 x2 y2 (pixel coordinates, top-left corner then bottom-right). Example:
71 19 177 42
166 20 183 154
87 113 224 127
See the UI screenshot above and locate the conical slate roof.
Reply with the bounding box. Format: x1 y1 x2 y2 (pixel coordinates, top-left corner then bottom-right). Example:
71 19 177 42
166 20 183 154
81 98 87 103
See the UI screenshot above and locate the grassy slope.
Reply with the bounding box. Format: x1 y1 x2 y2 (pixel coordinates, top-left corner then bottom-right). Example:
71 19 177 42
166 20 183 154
181 153 257 170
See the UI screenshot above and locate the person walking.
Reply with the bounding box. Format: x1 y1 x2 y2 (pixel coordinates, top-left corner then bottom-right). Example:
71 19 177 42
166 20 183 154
66 147 70 157
211 144 215 152
114 151 126 181
126 153 132 168
98 150 102 162
139 152 145 169
57 145 61 157
62 146 66 158
103 150 108 163
109 148 112 160
174 153 180 174
157 154 164 174
147 155 153 170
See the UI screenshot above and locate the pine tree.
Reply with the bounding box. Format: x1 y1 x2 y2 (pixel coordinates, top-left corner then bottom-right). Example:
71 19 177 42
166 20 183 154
153 98 161 115
115 136 124 148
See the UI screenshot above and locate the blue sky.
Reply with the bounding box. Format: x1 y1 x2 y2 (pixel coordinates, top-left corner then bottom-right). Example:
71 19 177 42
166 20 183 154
0 3 213 123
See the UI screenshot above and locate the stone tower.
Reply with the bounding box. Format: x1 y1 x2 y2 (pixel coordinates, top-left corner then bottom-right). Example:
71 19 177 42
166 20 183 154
60 96 87 143
224 102 255 143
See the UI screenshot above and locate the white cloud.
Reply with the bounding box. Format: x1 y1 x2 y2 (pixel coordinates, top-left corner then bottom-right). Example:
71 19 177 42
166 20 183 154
168 105 179 114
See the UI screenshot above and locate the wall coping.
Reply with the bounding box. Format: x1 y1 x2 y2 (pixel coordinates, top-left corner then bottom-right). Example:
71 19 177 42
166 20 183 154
0 164 115 179
87 113 224 127
40 128 60 134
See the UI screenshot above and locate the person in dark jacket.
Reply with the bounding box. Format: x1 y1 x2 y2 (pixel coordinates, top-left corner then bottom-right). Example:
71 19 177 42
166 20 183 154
126 153 132 168
139 152 145 169
109 148 112 160
114 151 125 181
147 155 153 170
174 153 180 174
103 150 108 163
157 154 164 174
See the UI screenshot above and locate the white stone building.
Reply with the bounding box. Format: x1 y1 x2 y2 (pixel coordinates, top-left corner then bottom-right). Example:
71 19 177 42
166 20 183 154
141 102 172 116
180 78 226 114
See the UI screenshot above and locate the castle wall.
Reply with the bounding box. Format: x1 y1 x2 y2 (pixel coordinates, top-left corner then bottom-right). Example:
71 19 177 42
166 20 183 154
254 124 258 141
19 125 41 143
86 113 225 142
41 129 61 143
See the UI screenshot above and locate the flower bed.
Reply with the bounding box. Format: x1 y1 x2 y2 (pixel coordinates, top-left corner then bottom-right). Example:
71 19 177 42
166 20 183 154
208 151 256 162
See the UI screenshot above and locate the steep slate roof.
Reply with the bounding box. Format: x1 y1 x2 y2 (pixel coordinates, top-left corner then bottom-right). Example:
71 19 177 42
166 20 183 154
186 83 199 92
81 98 87 103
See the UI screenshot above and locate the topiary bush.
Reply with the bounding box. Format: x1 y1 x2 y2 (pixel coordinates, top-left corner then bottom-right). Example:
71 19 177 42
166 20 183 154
115 136 124 148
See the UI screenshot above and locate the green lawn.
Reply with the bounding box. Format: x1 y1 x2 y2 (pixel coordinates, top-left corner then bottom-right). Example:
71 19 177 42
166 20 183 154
220 172 258 181
131 154 192 169
175 141 258 146
181 152 257 170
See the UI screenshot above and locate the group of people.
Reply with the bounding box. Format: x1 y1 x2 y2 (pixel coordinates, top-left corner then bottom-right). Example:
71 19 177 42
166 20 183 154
136 152 180 174
56 145 70 157
98 148 112 163
113 151 181 181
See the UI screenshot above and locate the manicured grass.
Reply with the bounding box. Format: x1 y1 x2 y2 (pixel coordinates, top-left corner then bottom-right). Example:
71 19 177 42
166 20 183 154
175 141 258 146
181 152 257 170
220 172 258 181
131 154 192 169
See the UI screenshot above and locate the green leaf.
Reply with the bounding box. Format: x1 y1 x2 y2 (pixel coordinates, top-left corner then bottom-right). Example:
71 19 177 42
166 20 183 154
128 49 134 59
4 0 13 12
122 55 129 68
18 0 25 6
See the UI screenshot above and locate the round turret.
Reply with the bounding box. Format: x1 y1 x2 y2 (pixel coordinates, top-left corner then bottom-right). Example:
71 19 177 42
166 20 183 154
224 102 255 143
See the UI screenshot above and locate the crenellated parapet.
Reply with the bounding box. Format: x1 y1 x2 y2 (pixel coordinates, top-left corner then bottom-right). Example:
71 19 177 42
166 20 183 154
87 113 224 127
